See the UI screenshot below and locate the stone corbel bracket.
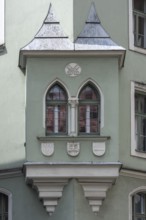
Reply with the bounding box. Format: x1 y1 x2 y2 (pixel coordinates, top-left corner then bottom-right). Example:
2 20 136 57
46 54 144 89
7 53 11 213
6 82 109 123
24 162 121 215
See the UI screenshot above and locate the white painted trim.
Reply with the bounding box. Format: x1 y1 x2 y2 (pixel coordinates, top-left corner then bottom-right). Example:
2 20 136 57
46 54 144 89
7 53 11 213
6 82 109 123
129 0 146 54
77 78 104 129
0 0 4 46
129 186 146 220
120 169 146 180
0 188 12 220
19 50 125 69
131 81 146 158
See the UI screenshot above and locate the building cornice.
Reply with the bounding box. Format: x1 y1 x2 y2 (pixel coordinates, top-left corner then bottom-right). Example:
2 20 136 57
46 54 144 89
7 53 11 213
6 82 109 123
0 167 23 179
120 168 146 180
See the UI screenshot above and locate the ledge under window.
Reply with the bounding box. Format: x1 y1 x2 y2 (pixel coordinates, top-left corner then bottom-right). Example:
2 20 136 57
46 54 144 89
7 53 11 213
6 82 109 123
37 136 110 142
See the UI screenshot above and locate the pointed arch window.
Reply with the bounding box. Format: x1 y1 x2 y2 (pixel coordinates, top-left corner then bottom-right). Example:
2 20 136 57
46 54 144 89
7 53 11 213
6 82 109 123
78 83 100 134
0 193 8 220
46 84 68 135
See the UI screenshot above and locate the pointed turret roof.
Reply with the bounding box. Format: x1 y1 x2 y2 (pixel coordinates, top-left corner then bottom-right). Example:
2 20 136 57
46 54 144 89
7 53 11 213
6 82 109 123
19 3 125 69
21 4 73 52
75 2 125 51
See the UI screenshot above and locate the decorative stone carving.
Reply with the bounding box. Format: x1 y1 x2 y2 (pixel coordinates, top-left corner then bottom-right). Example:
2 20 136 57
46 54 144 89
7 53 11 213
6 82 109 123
41 142 54 156
67 142 80 156
92 142 105 156
65 63 81 77
79 181 112 214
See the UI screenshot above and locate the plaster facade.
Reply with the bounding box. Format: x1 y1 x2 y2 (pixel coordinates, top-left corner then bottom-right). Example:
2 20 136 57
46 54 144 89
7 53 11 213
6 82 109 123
0 0 146 219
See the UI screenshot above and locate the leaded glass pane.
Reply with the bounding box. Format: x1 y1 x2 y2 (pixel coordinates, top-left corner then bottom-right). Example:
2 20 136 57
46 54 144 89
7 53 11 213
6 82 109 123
79 106 86 133
79 85 99 101
46 106 54 133
90 106 99 133
46 84 67 101
58 105 66 133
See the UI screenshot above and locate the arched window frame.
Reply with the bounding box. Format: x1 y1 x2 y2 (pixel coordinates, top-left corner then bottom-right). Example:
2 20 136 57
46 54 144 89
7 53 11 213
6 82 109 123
77 80 103 135
129 186 146 220
0 188 12 220
45 81 69 135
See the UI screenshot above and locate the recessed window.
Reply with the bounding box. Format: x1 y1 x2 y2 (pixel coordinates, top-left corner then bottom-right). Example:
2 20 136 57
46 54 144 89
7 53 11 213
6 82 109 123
133 0 146 48
0 193 8 220
45 84 68 135
135 92 146 152
131 82 146 158
132 192 146 220
78 83 100 134
129 0 146 53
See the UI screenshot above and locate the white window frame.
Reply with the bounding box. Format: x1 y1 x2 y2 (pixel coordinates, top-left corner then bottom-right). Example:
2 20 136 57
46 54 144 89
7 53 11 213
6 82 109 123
0 188 12 220
129 186 146 220
129 0 146 54
0 0 5 48
131 81 146 158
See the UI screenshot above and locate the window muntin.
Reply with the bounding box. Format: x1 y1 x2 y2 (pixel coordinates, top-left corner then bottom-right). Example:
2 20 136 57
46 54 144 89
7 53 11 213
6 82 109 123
78 84 100 134
132 192 146 220
135 92 146 152
133 0 146 48
46 84 67 135
0 193 8 220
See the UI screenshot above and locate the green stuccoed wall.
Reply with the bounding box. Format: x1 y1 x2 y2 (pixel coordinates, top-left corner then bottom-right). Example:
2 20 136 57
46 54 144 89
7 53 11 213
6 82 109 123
0 175 145 220
26 57 119 162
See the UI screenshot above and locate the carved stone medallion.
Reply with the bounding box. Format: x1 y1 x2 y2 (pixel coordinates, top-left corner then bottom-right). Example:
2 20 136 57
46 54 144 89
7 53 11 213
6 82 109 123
65 63 81 77
67 142 80 157
92 142 105 156
41 142 54 156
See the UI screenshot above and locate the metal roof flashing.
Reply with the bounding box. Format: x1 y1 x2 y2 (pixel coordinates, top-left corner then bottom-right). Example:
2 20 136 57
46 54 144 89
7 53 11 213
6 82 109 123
19 3 126 70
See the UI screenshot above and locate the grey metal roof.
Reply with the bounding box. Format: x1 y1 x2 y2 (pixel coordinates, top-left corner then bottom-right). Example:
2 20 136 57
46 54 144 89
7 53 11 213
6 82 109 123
19 3 126 69
21 4 73 51
75 2 125 51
